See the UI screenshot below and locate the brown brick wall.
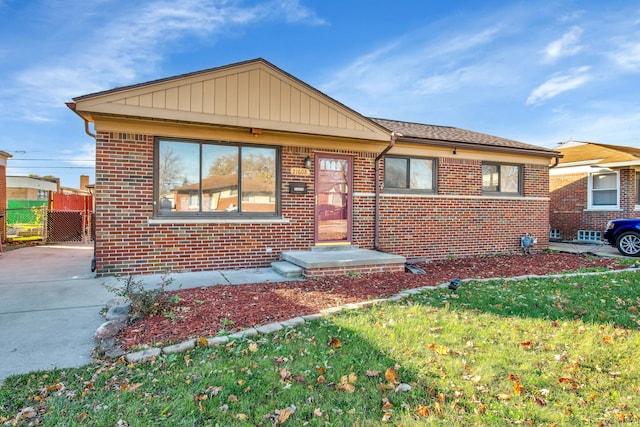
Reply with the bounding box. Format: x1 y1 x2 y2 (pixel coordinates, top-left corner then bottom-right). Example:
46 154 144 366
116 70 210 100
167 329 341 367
550 168 638 240
94 130 551 275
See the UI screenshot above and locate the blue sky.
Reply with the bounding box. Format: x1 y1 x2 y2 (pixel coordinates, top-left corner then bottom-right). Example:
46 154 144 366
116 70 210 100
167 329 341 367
1 0 639 188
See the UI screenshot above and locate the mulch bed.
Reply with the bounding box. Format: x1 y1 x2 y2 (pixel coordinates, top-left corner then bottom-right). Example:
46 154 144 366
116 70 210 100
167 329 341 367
116 252 632 350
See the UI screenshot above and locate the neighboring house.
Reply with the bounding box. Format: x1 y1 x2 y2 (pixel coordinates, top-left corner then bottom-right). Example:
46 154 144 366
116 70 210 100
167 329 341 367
67 58 559 276
0 150 12 246
550 140 640 242
7 176 59 206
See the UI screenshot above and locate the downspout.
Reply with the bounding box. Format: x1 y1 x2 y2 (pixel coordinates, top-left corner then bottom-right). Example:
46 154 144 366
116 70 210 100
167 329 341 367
66 102 98 271
374 132 399 251
84 119 97 272
84 119 96 138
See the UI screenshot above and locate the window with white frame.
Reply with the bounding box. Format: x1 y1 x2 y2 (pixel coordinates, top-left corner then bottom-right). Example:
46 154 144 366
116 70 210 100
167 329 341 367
155 138 279 217
384 156 436 193
482 163 521 195
588 171 618 209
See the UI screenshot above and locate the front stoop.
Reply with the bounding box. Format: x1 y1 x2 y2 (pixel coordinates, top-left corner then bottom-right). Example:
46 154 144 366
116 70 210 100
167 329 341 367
279 248 406 278
271 261 304 278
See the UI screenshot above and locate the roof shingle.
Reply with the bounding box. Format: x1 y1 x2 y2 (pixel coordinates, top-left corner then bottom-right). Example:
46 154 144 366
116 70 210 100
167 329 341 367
370 117 558 156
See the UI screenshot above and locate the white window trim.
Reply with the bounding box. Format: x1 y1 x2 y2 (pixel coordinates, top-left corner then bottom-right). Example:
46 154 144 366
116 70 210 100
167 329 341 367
586 170 619 210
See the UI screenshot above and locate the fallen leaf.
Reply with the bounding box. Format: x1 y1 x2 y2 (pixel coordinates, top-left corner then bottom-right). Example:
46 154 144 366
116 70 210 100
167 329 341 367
280 368 291 381
197 337 208 347
385 367 399 384
328 337 341 348
17 407 37 420
381 397 393 411
314 408 323 417
507 374 521 382
235 413 249 421
193 394 208 401
513 382 525 395
275 406 295 425
381 412 392 422
366 370 381 377
316 365 326 374
249 342 258 352
337 375 355 393
45 382 65 392
520 341 533 349
227 394 238 402
416 405 430 417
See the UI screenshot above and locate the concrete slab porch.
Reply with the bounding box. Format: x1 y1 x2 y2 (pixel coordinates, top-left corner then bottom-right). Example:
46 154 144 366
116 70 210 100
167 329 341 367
279 248 406 278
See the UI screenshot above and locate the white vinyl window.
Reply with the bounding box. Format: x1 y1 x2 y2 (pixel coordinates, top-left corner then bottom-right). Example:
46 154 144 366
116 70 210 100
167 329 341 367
588 171 618 209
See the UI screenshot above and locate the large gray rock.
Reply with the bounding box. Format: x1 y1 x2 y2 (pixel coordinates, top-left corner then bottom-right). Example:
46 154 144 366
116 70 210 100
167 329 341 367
105 304 131 322
94 320 126 340
105 296 129 310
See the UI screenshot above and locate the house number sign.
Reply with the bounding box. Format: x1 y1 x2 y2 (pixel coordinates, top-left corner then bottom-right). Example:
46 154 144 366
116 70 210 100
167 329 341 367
290 167 311 177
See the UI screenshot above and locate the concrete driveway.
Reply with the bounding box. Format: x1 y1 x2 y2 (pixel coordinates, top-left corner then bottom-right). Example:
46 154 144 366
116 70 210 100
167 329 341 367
0 243 294 384
0 244 110 384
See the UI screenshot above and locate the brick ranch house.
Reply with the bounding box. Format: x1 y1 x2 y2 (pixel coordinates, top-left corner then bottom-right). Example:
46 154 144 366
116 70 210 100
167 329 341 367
67 58 560 276
550 140 640 242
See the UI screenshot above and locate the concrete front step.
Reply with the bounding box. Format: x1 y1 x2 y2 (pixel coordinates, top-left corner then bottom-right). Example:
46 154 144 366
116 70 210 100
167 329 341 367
270 261 304 278
280 249 406 278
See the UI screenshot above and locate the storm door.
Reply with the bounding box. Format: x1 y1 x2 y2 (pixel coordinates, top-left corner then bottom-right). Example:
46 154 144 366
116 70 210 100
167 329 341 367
315 154 352 243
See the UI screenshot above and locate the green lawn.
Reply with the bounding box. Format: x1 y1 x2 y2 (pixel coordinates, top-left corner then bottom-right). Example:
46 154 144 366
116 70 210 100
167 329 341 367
2 270 640 426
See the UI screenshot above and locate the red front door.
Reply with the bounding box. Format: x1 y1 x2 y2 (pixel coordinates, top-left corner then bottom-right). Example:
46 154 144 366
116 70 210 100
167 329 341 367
315 154 352 243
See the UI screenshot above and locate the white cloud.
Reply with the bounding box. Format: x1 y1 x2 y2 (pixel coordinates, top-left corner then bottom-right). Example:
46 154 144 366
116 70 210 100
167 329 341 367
526 66 591 105
319 24 503 102
8 0 325 120
610 41 640 71
543 26 583 63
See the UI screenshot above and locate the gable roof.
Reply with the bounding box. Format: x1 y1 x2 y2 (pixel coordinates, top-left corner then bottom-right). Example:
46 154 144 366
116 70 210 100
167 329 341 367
371 118 559 158
68 58 559 158
556 141 640 167
69 58 391 142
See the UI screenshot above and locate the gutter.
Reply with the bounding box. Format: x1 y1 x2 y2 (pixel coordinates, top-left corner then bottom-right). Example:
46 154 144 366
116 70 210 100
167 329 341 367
374 132 399 251
66 102 96 138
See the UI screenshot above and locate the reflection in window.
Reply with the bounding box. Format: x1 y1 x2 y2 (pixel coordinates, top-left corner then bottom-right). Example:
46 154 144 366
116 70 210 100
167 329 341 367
384 156 435 192
590 172 618 207
157 139 278 216
482 163 521 194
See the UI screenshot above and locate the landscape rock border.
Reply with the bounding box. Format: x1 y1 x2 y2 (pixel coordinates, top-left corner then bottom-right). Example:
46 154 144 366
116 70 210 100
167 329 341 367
94 267 639 364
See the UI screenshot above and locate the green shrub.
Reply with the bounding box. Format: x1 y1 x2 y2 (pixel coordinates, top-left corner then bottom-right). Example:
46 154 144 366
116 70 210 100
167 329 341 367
103 274 175 318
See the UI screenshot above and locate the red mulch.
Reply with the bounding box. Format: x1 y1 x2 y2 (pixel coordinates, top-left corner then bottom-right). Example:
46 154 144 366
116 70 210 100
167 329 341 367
116 252 630 349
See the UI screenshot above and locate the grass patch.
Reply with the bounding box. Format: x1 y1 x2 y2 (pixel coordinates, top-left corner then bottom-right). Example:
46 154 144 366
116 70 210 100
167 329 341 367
1 271 639 426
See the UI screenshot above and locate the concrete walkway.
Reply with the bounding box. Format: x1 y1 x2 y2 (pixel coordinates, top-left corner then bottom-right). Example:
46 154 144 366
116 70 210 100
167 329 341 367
0 241 626 384
0 244 295 384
